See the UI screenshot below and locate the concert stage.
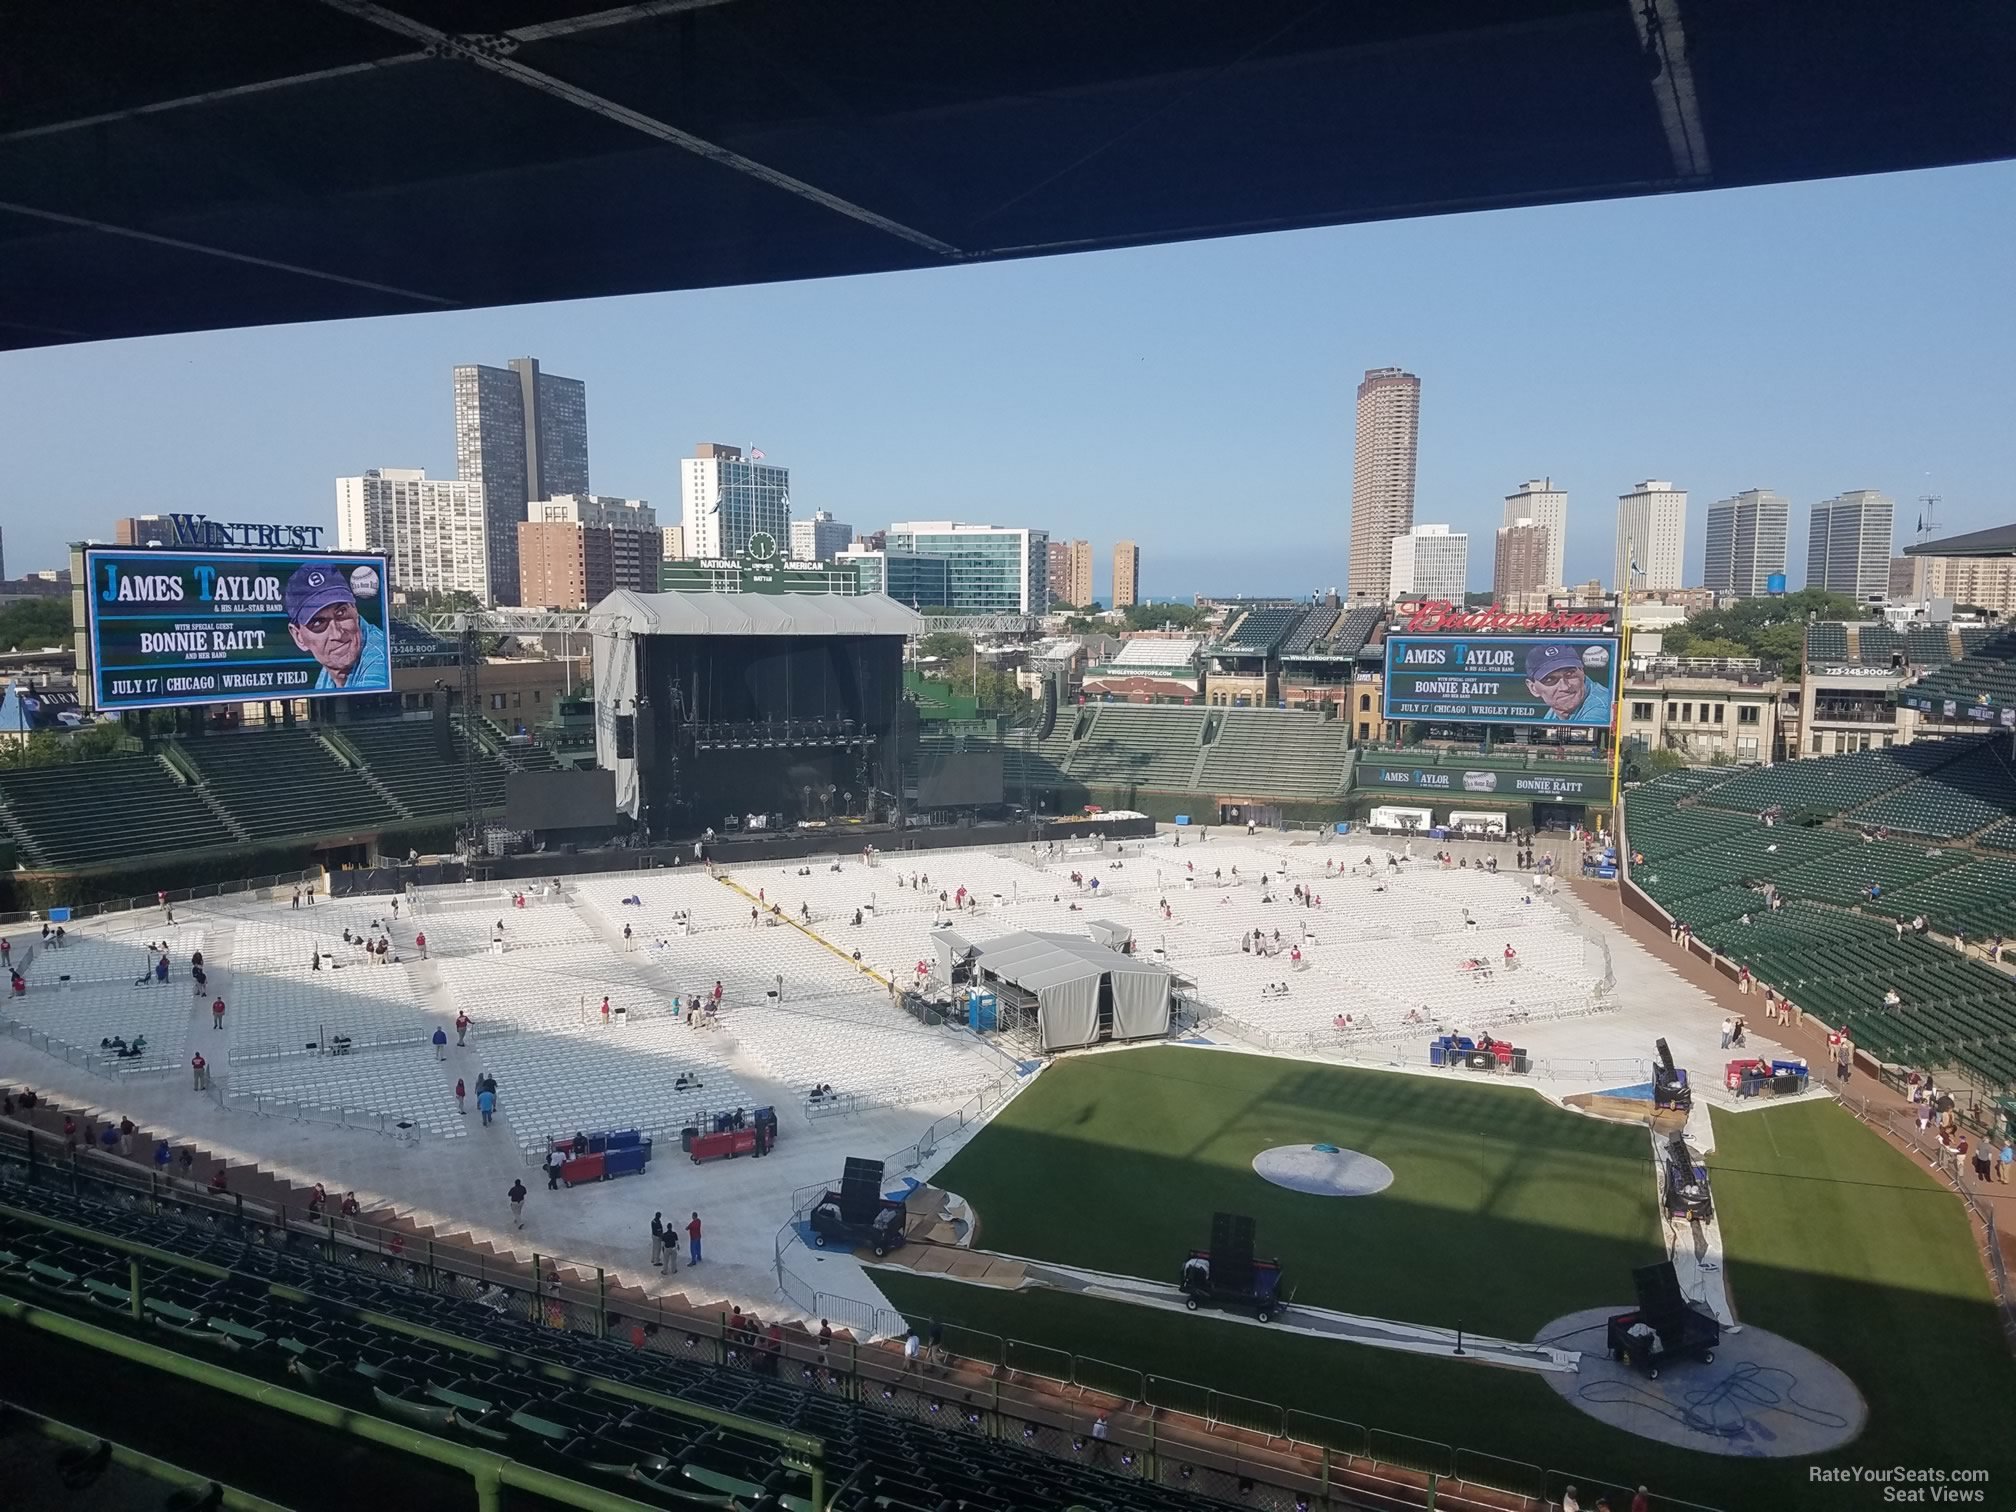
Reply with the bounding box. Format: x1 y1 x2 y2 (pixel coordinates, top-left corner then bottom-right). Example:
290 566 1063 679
588 589 919 840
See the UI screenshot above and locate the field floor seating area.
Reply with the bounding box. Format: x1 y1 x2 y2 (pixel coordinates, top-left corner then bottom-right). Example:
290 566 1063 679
1625 743 2016 1090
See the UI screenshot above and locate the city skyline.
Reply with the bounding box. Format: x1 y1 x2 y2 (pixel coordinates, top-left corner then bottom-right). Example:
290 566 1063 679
1 162 2009 600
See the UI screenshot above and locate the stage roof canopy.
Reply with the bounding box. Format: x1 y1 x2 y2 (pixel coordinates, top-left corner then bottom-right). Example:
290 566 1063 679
1904 524 2016 559
7 0 2015 352
588 589 923 639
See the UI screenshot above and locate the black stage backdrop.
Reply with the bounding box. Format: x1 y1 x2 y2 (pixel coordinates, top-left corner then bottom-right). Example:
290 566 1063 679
633 632 904 831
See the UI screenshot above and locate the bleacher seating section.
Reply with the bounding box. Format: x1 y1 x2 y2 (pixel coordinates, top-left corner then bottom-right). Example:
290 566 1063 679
1323 606 1386 656
1625 746 2016 1090
1195 709 1347 797
0 718 512 873
1214 605 1300 653
340 721 509 817
0 755 226 869
1900 626 2016 709
918 705 1363 802
181 730 400 841
1803 623 1849 664
1807 621 1988 671
0 1163 1245 1512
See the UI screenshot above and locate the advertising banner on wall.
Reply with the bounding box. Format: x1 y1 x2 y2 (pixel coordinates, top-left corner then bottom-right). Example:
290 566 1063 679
1383 634 1620 727
85 549 393 711
1358 764 1600 801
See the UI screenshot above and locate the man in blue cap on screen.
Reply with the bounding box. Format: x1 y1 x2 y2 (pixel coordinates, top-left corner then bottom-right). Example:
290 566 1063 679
285 562 388 692
1524 642 1611 725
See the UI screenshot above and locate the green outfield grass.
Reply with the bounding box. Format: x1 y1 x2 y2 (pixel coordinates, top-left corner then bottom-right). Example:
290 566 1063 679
929 1045 1662 1335
872 1058 2016 1509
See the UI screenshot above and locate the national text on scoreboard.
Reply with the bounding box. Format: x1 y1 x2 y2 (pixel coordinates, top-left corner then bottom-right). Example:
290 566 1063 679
84 547 393 712
1381 632 1620 728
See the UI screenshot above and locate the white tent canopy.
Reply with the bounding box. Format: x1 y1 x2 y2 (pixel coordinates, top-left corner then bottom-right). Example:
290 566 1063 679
961 929 1173 1051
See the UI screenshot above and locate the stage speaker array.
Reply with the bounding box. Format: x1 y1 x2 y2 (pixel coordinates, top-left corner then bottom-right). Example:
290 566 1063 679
614 713 635 759
432 688 454 762
839 1156 886 1224
1038 675 1058 740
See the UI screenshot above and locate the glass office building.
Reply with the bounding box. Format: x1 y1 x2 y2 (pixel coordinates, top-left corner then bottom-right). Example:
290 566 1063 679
883 522 1049 614
839 547 953 608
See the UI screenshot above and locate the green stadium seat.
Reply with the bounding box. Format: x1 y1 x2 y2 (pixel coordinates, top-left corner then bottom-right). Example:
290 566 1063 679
0 754 225 869
180 730 400 842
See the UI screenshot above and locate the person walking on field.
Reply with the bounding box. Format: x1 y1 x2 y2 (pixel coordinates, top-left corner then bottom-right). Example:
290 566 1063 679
455 1078 466 1116
433 1026 448 1061
686 1211 703 1266
415 930 427 959
211 996 226 1031
191 1051 208 1091
455 1011 470 1047
508 1178 527 1229
477 1085 496 1126
650 1212 666 1269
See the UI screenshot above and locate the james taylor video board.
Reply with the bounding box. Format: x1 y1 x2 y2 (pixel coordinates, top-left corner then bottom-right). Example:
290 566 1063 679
85 548 393 712
1382 633 1620 727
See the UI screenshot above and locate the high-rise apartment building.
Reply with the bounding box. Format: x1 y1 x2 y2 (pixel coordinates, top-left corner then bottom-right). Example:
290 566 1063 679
680 443 791 560
1494 519 1550 603
113 516 176 548
1702 488 1790 597
1807 491 1895 602
1045 540 1074 605
336 469 488 601
789 510 853 562
1070 541 1095 607
885 522 1050 614
1895 552 2016 617
1614 480 1687 592
530 496 656 600
518 521 617 610
1387 524 1468 602
1113 541 1140 608
453 356 589 605
1503 479 1566 590
1346 367 1421 599
660 525 686 562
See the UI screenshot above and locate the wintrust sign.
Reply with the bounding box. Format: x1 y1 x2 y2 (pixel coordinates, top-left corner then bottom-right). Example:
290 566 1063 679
1394 600 1614 634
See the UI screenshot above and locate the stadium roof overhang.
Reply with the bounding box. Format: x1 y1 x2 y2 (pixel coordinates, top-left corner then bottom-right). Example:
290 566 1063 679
7 0 2016 351
1904 524 2016 558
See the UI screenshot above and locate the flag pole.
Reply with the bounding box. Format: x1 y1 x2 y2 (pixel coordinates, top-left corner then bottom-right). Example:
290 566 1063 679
1609 563 1635 828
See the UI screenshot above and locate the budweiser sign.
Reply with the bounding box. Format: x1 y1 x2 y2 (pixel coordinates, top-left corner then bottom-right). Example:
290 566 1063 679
1395 600 1614 634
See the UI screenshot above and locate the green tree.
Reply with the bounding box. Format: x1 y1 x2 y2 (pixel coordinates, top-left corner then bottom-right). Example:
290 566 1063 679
1119 603 1205 632
1643 747 1690 775
916 630 975 664
0 598 71 652
0 719 127 770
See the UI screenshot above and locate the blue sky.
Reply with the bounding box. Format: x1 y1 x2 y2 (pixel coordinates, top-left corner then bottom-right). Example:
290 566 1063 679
3 160 2011 601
